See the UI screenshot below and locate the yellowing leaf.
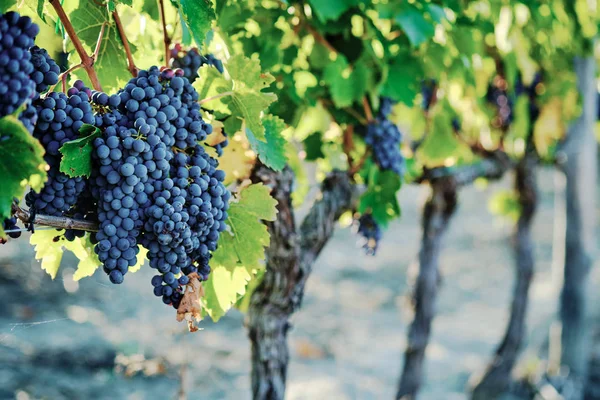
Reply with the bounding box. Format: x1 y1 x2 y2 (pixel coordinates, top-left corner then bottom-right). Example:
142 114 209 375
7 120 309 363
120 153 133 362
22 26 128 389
128 246 148 273
30 230 64 279
218 133 255 185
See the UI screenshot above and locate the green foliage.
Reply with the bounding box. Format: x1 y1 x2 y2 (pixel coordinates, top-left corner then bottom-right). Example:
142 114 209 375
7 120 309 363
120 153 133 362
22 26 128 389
488 190 521 222
202 183 278 321
246 114 288 171
0 116 46 227
359 165 401 228
178 0 215 49
59 124 101 178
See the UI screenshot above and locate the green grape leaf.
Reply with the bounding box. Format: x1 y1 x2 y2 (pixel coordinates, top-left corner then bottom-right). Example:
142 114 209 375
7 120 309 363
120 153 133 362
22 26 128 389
30 230 64 279
303 132 325 161
226 54 275 91
308 0 360 22
416 112 462 167
178 0 215 49
224 91 277 141
381 53 421 105
196 55 277 140
71 235 101 281
0 116 46 224
395 6 436 46
141 0 159 20
323 55 369 108
234 269 264 313
70 3 131 92
359 167 401 228
202 184 278 321
245 114 288 171
59 125 101 178
0 0 16 13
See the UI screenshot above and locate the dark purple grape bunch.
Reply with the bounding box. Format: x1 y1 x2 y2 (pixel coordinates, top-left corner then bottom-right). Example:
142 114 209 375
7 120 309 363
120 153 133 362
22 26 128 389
354 213 381 255
1 217 22 242
421 79 437 111
486 75 513 130
25 80 94 217
170 44 224 83
0 12 39 118
363 97 405 175
29 46 60 99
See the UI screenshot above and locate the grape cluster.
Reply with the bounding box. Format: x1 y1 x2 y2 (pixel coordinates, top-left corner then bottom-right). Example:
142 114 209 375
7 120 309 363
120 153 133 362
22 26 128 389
210 130 229 157
88 67 230 308
1 217 21 241
25 81 94 216
29 46 60 98
0 12 38 118
364 98 405 175
486 76 513 130
354 213 381 255
170 44 224 83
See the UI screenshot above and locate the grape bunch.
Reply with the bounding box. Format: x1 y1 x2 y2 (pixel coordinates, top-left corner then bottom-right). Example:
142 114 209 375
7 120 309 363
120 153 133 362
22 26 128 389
486 75 513 130
354 213 381 255
87 67 230 308
170 44 224 83
25 81 94 217
364 97 405 175
1 217 22 242
0 12 38 118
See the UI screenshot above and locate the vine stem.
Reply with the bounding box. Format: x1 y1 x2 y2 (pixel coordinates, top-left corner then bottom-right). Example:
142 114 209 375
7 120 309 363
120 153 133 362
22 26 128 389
47 63 84 94
159 0 172 67
112 10 138 77
198 91 234 105
362 97 373 122
11 203 99 232
343 125 355 171
49 0 102 91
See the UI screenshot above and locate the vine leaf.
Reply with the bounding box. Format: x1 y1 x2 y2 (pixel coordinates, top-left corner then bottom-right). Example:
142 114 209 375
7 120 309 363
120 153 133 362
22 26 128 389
202 184 278 321
323 55 369 108
359 166 401 228
0 0 16 13
59 124 101 178
381 53 421 105
0 116 46 232
216 133 255 185
178 0 215 49
195 55 277 141
308 0 360 22
245 114 288 171
395 5 436 47
31 231 101 280
70 2 132 92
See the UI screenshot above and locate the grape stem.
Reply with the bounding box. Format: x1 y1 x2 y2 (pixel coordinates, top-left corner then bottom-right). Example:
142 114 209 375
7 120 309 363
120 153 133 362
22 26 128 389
362 97 373 122
11 203 99 232
112 10 138 77
159 0 171 67
49 0 103 91
343 124 355 171
198 91 235 105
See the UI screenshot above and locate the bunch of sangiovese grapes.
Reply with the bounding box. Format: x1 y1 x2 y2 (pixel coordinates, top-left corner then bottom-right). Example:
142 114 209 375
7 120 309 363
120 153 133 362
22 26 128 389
0 11 231 310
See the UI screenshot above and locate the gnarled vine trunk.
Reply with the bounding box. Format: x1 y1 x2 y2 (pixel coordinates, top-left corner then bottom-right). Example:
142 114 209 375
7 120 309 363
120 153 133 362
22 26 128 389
558 56 597 395
247 165 357 400
471 153 538 399
396 179 458 399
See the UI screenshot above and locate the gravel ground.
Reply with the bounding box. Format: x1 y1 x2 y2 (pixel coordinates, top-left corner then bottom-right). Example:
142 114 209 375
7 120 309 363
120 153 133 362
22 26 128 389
0 166 598 400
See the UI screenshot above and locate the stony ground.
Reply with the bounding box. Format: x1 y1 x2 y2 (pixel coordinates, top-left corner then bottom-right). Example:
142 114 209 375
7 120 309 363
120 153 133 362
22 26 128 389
0 167 598 400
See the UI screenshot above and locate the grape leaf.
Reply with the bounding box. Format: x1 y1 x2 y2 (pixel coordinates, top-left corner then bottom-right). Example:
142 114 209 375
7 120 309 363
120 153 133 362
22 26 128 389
70 3 131 92
59 126 101 178
308 0 360 22
71 235 101 281
303 132 325 161
381 53 421 105
195 55 277 140
217 133 255 185
359 167 401 228
395 6 436 46
141 0 159 20
323 55 369 108
202 183 278 321
31 231 104 280
0 0 16 13
416 112 463 167
245 114 288 171
0 116 46 224
178 0 215 49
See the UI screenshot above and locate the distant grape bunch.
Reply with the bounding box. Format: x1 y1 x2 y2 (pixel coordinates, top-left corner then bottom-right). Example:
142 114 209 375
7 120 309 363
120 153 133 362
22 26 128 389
170 44 224 83
0 13 231 310
486 75 513 130
354 213 382 255
363 97 405 175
